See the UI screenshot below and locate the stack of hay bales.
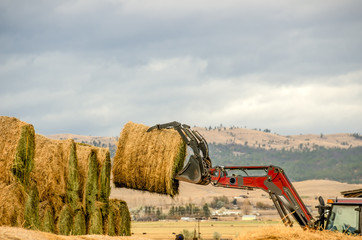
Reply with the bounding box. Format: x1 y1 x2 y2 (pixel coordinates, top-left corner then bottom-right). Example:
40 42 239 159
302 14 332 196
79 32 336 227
112 121 186 197
0 116 130 236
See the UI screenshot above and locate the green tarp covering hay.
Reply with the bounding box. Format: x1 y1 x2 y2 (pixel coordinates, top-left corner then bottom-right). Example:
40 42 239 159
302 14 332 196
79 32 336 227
0 116 35 186
112 121 186 197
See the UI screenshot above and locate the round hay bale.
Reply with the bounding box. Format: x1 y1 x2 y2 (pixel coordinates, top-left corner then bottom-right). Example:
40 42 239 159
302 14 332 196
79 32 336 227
88 202 103 235
118 200 131 236
84 150 98 216
99 151 111 204
72 207 86 235
24 184 40 230
32 134 74 213
66 142 80 210
39 201 55 233
106 200 119 236
77 144 110 203
0 182 26 227
0 116 35 186
112 122 186 196
57 204 73 235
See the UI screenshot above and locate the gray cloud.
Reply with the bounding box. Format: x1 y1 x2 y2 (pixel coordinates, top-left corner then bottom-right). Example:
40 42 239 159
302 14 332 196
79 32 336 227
1 0 361 136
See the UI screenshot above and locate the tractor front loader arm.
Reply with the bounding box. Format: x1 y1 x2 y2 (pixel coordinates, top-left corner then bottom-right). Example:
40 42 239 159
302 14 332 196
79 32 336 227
210 165 316 228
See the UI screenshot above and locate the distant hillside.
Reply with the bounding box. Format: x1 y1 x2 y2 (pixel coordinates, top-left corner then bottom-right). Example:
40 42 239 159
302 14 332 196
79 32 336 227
194 126 362 151
48 126 362 154
48 127 362 183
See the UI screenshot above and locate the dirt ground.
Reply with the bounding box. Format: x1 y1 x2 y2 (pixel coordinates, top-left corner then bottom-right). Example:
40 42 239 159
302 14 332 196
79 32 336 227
0 226 151 240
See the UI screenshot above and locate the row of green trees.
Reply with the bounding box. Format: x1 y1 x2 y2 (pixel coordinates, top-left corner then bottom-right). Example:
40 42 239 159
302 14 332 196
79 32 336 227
136 203 212 220
209 144 362 183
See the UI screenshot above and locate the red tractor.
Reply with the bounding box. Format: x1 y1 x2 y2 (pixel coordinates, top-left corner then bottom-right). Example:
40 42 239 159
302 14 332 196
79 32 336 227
148 122 362 235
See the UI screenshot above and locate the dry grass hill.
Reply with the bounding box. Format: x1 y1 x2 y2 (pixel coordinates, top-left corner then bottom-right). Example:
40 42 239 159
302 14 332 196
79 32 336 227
48 126 362 154
194 127 362 151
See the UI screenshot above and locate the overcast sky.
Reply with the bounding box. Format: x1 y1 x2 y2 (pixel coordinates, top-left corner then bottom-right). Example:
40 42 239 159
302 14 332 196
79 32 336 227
1 0 361 136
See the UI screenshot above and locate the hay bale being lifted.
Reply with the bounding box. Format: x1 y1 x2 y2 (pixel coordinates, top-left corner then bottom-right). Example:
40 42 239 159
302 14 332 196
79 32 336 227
112 122 186 197
0 116 35 186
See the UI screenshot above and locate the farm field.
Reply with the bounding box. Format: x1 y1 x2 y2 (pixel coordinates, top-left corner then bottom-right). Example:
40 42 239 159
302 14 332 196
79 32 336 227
130 220 281 240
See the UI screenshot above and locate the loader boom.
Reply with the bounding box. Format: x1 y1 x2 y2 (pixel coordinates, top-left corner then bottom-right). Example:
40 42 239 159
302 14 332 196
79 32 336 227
209 165 315 228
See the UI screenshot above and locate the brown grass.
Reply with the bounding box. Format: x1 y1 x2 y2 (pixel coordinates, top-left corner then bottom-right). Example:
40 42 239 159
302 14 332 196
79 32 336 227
236 225 362 240
112 122 186 196
194 127 362 151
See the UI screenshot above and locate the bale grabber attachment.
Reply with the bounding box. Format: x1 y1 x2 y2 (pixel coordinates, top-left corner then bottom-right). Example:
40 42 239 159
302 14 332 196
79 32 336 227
147 121 212 185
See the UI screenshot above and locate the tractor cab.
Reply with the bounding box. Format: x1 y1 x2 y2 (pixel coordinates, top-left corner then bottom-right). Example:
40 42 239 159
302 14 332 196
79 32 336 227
325 198 362 235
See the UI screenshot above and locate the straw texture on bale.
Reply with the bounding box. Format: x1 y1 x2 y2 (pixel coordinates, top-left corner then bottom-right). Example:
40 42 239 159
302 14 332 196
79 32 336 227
87 202 103 235
72 208 86 235
66 142 80 210
99 151 111 203
118 200 131 236
106 203 117 236
108 199 131 236
24 184 40 230
0 182 26 227
112 122 186 196
0 116 35 186
39 202 55 233
85 150 98 217
76 144 113 234
76 144 109 203
32 134 75 214
57 205 73 235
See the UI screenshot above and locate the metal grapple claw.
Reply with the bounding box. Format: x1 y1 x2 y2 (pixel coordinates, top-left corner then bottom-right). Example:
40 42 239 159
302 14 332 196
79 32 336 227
147 121 211 185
